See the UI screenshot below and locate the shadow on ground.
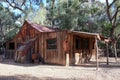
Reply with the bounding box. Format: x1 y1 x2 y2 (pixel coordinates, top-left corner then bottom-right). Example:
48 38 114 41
0 59 44 67
0 58 120 69
74 61 120 69
0 75 94 80
0 59 67 68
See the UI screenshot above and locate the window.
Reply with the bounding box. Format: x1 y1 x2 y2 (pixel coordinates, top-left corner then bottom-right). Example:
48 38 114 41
9 42 15 50
46 38 57 49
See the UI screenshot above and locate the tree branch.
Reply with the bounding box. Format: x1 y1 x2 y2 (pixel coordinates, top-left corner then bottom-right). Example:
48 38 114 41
6 0 25 13
111 6 120 21
106 0 109 7
106 0 120 28
116 33 120 42
112 6 120 28
109 0 117 7
106 0 112 24
21 0 27 6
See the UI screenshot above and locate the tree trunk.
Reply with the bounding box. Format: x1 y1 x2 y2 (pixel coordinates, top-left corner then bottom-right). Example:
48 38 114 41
113 43 117 62
106 43 109 65
110 27 115 39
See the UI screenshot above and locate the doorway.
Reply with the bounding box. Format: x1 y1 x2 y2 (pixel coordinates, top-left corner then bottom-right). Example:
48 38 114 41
73 36 90 65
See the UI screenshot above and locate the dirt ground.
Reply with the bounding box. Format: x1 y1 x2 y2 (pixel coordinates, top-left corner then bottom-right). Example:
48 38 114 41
0 57 120 80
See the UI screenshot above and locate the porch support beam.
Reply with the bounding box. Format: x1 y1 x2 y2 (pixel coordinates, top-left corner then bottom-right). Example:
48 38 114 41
66 53 69 66
95 36 99 70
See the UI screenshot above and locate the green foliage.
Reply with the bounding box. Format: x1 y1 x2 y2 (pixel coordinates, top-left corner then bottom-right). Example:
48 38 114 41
46 0 82 29
6 28 19 39
0 3 20 43
1 0 120 48
102 22 112 37
45 0 108 34
26 6 47 25
115 26 120 37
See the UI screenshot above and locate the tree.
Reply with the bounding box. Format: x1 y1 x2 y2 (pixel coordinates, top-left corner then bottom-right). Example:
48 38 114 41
0 4 20 46
45 0 106 35
26 2 47 25
105 0 120 64
1 0 44 13
46 0 98 30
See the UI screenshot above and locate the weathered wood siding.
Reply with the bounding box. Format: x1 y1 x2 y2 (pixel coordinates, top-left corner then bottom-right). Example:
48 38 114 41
68 33 75 65
39 31 67 65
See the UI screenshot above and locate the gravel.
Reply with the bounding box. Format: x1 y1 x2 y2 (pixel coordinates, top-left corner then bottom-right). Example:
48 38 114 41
0 58 120 80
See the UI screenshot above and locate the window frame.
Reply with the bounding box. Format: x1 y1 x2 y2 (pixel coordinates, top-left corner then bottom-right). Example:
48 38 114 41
46 38 57 50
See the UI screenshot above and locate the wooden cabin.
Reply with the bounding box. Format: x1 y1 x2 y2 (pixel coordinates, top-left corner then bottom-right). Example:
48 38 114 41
6 20 99 65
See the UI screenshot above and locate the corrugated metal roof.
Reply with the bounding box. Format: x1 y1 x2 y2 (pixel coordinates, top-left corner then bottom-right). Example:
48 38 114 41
27 20 59 32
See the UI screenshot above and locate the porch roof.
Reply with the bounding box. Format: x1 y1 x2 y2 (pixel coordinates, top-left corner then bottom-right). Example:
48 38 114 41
70 31 99 39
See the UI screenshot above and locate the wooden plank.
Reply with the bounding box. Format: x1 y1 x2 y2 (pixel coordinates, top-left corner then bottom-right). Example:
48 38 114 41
60 31 63 64
69 33 74 65
95 36 99 70
63 31 66 65
62 31 67 65
44 33 47 62
63 31 67 65
57 31 62 64
42 33 45 62
39 33 42 58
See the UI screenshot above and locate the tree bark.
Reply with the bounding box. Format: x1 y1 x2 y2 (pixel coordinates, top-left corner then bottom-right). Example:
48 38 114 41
113 43 117 62
105 0 120 65
106 43 109 65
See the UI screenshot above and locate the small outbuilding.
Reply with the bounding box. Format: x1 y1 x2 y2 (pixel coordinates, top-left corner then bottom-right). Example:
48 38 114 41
6 20 100 66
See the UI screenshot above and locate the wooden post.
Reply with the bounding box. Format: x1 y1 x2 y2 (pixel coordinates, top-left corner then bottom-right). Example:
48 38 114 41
66 53 69 66
106 43 109 65
114 44 117 62
95 37 99 70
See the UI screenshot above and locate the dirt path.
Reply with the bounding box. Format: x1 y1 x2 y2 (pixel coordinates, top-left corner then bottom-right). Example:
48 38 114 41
0 59 120 80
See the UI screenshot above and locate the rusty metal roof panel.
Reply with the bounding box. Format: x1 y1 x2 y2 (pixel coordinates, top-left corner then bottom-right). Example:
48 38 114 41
27 20 59 32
